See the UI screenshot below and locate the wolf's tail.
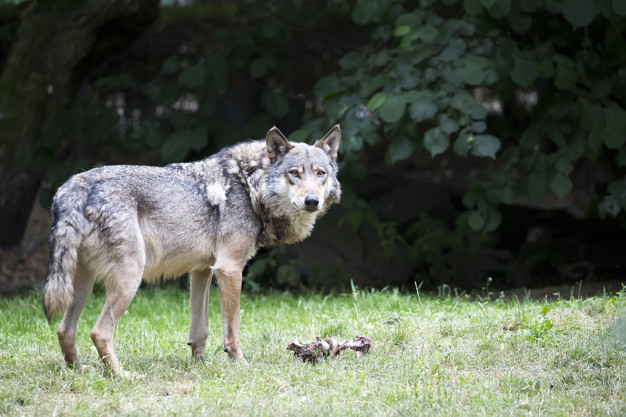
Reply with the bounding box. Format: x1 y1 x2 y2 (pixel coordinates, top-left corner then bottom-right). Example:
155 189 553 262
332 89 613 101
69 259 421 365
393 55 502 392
42 182 90 320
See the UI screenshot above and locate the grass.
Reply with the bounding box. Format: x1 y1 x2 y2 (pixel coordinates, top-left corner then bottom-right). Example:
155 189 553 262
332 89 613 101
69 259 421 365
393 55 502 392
1 284 625 416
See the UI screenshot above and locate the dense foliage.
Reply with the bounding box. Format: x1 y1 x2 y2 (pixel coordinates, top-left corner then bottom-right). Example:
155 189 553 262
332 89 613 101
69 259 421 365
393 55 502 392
2 0 626 289
303 0 626 287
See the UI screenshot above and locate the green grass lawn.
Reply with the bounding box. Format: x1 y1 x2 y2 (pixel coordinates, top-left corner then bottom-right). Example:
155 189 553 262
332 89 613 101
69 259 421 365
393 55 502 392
1 284 625 416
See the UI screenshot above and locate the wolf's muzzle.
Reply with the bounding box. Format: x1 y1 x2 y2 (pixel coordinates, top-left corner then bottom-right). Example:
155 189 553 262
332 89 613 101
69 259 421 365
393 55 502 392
304 195 320 212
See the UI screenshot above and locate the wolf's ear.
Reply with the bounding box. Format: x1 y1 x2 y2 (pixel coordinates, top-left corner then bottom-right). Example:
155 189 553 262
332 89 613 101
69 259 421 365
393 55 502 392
315 125 341 162
266 126 294 163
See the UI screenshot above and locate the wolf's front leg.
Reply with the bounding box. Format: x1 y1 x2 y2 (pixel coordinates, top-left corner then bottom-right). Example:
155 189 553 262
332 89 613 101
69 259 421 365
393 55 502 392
212 259 246 362
188 269 213 358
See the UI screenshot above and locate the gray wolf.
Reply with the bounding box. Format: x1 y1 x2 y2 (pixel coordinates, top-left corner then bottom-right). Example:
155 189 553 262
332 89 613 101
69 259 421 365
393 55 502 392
42 125 341 376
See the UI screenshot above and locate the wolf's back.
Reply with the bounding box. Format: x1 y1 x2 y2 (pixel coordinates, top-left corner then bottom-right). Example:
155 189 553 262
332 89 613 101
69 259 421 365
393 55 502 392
42 177 92 320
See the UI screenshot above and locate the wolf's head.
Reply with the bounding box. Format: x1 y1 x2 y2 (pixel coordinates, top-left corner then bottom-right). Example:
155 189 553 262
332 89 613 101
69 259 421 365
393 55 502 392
265 125 341 216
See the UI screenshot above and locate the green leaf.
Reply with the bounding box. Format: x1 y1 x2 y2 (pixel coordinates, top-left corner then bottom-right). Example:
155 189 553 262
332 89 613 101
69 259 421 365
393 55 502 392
484 205 502 232
439 39 467 62
453 134 472 156
423 127 450 157
479 0 496 7
352 1 372 24
552 54 574 68
467 104 487 120
471 134 501 159
450 90 474 111
177 64 205 88
367 92 387 111
487 0 511 18
339 51 363 70
400 32 416 49
361 73 388 96
507 9 532 33
598 195 620 218
613 0 626 16
394 25 411 37
499 185 516 204
388 136 416 163
315 75 342 98
468 210 485 231
554 65 578 90
249 56 275 79
511 58 538 86
603 105 626 149
522 171 548 199
411 47 433 65
608 180 626 207
396 12 422 29
438 114 459 134
379 94 407 123
561 0 596 28
462 61 486 86
408 98 437 122
400 72 419 89
415 25 439 42
161 128 208 163
464 0 483 15
289 129 309 142
550 172 573 199
344 135 364 153
470 121 486 133
554 157 573 175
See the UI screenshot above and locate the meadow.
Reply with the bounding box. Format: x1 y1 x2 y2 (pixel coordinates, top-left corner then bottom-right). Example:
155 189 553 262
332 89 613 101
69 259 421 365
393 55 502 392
1 284 624 416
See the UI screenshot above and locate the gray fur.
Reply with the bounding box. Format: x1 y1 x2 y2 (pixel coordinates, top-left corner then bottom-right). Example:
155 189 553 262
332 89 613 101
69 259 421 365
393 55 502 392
42 125 341 375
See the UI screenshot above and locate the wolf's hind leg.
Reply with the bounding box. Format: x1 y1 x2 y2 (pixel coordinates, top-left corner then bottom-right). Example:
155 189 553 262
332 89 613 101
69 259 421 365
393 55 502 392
57 263 95 369
90 260 143 377
188 269 212 359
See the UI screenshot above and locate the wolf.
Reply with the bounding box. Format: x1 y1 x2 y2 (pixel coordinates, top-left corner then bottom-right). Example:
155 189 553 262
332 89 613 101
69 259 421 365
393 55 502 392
42 125 341 376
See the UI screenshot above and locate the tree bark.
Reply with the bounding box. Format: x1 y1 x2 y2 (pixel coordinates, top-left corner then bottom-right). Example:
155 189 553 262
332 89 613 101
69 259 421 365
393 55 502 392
0 0 159 248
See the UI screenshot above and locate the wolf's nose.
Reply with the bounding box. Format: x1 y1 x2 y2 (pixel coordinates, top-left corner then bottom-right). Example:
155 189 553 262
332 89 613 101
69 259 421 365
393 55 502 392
304 195 319 210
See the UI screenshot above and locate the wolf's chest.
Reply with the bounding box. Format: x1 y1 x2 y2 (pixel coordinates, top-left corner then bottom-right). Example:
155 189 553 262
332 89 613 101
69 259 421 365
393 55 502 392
257 213 317 247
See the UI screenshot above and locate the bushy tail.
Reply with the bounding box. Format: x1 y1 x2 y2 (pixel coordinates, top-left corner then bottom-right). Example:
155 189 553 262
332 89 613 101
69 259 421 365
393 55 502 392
42 187 90 320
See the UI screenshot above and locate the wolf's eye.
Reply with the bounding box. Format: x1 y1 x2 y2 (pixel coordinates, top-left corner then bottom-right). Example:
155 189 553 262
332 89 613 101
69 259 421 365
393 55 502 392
317 170 326 177
289 169 300 178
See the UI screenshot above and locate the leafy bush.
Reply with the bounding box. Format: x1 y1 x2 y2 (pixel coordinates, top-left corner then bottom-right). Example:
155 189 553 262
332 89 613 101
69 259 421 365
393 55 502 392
297 0 626 286
311 0 626 227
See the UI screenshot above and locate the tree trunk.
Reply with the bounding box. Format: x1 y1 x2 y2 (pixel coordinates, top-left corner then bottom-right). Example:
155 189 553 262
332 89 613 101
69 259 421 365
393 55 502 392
0 0 159 248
